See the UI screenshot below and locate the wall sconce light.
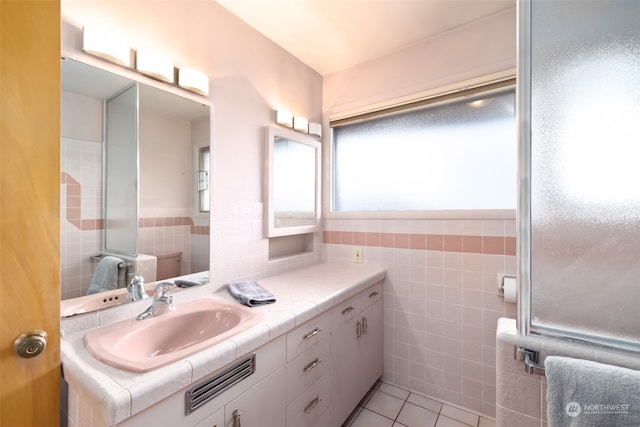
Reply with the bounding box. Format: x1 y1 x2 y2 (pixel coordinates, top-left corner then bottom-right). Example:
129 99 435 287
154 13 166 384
179 67 209 96
308 122 322 138
293 116 309 133
136 49 175 83
276 109 294 128
83 27 131 67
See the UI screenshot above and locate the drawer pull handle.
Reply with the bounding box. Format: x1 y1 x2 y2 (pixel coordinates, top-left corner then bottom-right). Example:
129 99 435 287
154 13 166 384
304 396 323 414
369 291 380 298
341 306 355 316
303 327 322 341
232 409 241 427
303 358 322 373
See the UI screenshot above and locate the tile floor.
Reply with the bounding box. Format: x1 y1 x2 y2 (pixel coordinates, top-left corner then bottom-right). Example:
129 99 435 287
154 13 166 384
345 381 496 427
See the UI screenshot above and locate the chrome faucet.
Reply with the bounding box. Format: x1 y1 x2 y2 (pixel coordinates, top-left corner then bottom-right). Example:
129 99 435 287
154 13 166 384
127 274 149 301
136 282 175 320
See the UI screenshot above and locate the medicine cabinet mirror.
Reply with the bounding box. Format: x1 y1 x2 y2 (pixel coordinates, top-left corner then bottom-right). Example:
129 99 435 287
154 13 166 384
265 125 321 237
61 58 212 312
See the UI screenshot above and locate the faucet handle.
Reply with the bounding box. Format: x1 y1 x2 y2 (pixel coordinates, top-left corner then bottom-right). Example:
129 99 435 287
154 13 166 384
128 273 144 286
154 281 174 298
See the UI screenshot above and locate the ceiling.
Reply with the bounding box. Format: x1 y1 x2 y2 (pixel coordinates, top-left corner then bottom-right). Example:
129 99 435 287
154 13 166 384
215 0 515 76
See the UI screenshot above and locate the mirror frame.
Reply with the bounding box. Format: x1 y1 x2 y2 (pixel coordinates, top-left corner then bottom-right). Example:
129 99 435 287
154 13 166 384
265 125 321 237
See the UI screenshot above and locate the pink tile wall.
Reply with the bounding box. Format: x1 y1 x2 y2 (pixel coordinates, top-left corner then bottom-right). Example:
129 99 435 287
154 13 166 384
61 167 210 298
323 218 517 418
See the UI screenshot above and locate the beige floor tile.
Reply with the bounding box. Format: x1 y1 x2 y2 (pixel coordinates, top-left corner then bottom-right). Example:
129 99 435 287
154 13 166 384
365 391 406 420
478 417 496 427
396 402 439 427
379 382 411 400
351 408 394 427
440 404 479 426
407 392 443 413
435 415 471 427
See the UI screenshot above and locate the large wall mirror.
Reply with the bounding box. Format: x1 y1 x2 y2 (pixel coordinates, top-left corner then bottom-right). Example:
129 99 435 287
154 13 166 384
265 125 321 237
61 58 211 311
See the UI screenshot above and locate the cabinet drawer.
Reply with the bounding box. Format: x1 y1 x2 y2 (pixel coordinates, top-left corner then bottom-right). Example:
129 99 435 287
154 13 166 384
286 311 333 361
360 281 383 307
286 338 330 404
287 372 330 427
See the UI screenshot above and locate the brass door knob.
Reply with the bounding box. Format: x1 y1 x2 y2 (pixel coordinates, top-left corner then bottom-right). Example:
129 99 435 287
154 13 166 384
14 329 48 358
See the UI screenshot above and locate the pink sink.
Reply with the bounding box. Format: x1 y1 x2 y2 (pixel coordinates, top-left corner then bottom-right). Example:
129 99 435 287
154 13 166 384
84 297 264 373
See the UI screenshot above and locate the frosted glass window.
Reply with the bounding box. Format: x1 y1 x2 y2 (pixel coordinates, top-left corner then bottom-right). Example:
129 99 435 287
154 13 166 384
527 0 640 348
332 89 516 211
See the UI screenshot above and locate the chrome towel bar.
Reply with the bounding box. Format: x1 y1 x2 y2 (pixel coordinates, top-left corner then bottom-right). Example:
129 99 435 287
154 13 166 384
514 346 546 376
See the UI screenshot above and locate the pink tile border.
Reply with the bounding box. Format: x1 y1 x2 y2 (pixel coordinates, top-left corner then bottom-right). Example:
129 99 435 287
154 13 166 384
61 172 209 235
323 230 516 256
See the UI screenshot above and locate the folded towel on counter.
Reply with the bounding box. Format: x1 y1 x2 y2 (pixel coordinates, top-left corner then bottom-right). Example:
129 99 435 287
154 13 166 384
228 281 276 307
545 356 640 427
86 256 126 295
174 277 209 288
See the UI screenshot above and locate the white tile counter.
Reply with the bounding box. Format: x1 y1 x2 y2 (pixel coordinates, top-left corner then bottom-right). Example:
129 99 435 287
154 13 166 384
61 262 386 426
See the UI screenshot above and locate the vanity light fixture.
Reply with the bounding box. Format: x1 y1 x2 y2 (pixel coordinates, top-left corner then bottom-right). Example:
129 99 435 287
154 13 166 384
276 109 294 128
82 27 131 67
293 116 309 133
136 49 175 83
179 67 209 96
467 98 494 108
308 122 322 138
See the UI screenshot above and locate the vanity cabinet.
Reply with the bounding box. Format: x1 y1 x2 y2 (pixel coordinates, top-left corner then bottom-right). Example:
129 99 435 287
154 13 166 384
118 336 286 427
223 367 286 427
330 286 383 425
285 304 334 426
66 267 386 427
283 281 383 427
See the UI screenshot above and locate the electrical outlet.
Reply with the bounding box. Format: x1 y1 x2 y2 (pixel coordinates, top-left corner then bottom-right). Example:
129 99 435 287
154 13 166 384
353 247 363 263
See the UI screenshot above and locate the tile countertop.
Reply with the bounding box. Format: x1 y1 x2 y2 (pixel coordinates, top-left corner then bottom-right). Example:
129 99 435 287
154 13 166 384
61 262 386 426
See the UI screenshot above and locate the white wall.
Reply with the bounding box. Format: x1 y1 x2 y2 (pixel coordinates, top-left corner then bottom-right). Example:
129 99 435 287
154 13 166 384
323 7 516 116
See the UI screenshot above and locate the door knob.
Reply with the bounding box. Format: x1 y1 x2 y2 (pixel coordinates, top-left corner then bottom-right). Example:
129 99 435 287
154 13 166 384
14 329 48 358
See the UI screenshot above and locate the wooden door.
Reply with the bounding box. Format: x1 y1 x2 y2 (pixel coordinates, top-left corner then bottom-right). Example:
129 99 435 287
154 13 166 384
0 1 61 426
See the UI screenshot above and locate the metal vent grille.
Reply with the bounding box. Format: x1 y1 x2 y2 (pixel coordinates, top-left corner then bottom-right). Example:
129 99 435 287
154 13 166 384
185 353 256 415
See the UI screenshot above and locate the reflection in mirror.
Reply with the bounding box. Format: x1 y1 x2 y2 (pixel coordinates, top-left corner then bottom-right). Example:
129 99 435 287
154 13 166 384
61 58 211 311
265 126 321 237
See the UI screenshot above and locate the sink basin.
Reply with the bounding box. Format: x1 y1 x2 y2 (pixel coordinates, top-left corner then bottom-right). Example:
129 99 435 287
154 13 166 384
83 297 264 373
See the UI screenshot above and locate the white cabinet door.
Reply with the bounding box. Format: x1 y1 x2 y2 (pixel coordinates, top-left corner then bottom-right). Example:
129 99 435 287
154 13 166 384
330 299 383 426
224 367 286 427
195 407 224 427
357 300 383 395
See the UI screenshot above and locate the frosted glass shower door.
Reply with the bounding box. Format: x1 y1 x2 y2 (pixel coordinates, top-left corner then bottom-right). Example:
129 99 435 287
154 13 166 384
104 84 139 255
523 0 640 349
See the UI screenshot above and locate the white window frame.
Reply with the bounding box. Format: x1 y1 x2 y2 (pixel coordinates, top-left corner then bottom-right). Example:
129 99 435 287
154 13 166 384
323 69 517 220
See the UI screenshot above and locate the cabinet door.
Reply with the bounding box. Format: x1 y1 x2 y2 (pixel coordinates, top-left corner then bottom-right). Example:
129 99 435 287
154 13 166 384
224 367 286 427
357 300 383 394
330 299 383 426
330 315 360 425
195 407 224 427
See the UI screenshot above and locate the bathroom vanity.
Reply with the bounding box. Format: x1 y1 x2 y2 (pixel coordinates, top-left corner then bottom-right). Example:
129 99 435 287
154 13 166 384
61 263 385 426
